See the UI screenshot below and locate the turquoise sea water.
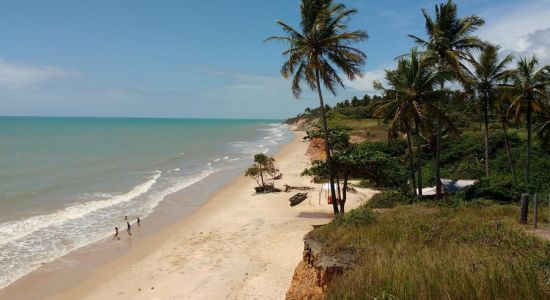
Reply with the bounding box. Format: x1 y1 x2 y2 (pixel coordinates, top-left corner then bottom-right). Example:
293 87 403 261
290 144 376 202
0 117 290 288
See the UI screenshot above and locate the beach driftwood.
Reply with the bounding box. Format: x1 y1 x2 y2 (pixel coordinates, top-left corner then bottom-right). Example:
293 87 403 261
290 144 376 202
289 193 308 207
285 185 314 193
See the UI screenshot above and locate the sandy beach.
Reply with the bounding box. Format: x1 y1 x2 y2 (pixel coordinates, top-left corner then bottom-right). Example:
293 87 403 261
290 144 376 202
3 128 373 300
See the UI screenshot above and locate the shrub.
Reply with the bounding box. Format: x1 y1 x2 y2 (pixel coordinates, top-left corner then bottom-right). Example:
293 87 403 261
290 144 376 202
327 106 371 120
465 174 520 202
334 205 376 226
366 191 413 209
356 140 406 158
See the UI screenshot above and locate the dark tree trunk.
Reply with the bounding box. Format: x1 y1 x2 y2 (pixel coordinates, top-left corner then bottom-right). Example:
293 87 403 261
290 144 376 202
434 81 445 199
340 175 348 214
435 117 442 198
259 166 264 188
519 193 529 224
415 120 423 196
407 130 417 196
526 98 532 193
336 177 342 201
483 95 490 177
502 118 517 186
315 70 339 215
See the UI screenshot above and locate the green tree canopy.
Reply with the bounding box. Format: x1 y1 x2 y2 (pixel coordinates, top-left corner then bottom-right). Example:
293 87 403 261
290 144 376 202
245 153 279 189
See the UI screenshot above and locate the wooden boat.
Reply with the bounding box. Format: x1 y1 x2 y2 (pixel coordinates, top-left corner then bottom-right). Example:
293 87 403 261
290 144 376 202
289 193 308 207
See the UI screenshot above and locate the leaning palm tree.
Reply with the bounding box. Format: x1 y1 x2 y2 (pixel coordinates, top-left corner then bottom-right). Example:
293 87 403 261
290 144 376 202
374 48 451 196
465 44 513 176
505 56 550 192
266 0 367 215
409 0 485 198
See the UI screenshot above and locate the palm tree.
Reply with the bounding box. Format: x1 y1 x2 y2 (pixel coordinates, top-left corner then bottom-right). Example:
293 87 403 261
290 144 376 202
374 48 450 196
505 56 550 192
409 0 485 198
465 44 513 176
266 0 367 215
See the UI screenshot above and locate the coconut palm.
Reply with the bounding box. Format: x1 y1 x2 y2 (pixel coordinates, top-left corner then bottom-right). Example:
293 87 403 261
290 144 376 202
505 56 550 192
409 0 485 198
373 48 451 196
266 0 368 215
465 44 513 176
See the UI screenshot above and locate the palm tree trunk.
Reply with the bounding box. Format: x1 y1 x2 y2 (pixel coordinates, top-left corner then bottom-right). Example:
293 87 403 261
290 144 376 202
315 69 339 215
407 129 417 196
526 98 532 193
435 81 445 199
435 117 442 198
502 118 517 186
415 120 423 196
483 96 490 176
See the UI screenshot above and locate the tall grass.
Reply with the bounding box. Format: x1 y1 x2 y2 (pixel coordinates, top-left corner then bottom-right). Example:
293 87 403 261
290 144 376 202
311 204 550 299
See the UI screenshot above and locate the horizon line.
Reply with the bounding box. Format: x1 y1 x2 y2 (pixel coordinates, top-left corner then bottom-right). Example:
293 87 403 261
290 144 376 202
0 115 285 121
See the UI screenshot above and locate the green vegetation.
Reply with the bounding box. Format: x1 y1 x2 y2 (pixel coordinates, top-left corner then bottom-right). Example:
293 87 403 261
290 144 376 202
275 0 550 298
284 0 550 204
312 204 550 299
373 47 452 196
327 118 387 142
366 191 414 209
244 153 279 191
303 143 407 212
465 44 514 177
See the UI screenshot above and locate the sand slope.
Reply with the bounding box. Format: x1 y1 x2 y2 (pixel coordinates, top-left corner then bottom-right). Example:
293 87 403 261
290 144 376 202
52 129 374 300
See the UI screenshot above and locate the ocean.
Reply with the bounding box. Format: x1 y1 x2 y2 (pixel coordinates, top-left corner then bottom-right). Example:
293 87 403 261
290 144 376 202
0 117 291 289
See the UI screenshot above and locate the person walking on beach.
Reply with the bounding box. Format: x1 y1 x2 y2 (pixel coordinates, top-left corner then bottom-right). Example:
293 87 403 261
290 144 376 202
137 217 141 226
113 227 120 240
127 221 132 235
125 215 128 221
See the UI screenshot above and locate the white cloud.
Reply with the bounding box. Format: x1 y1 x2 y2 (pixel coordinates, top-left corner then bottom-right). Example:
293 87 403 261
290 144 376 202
479 0 550 64
344 69 386 94
0 58 75 89
511 28 550 63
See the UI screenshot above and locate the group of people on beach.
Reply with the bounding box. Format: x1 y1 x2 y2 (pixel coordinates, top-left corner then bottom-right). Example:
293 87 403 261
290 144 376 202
113 215 141 240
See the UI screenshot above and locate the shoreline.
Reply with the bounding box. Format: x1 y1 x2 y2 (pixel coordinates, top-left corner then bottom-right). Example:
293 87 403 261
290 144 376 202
2 128 373 300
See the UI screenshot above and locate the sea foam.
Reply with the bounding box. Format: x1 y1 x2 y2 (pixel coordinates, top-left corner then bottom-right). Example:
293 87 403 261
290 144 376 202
0 171 161 247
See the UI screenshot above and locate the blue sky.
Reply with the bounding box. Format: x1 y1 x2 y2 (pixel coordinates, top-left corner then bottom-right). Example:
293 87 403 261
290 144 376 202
0 0 549 119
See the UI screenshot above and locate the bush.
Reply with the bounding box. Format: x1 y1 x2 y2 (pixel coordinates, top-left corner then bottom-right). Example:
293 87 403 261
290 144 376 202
420 130 522 182
367 191 413 209
327 106 371 120
465 174 520 202
304 145 408 190
356 140 406 158
334 205 376 226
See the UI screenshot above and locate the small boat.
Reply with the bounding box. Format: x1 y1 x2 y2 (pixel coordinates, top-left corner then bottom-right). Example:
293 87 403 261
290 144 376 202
289 193 308 207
